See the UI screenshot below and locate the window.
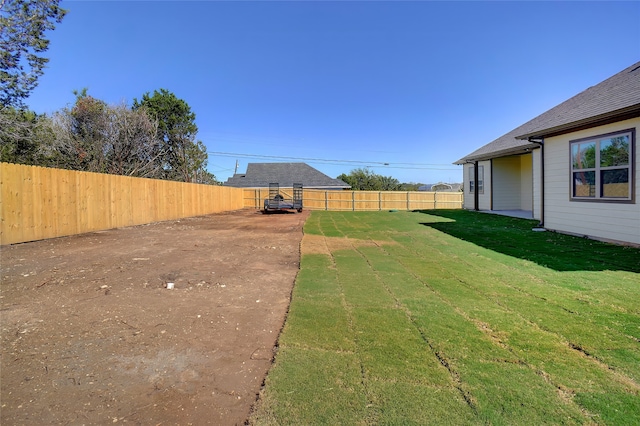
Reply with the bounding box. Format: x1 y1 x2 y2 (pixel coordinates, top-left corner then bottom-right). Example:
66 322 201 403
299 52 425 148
469 165 484 194
570 129 634 201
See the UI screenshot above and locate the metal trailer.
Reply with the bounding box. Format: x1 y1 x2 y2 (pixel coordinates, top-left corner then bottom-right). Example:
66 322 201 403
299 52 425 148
263 183 303 212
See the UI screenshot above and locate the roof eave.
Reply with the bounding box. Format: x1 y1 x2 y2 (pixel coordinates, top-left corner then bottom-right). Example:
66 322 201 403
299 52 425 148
516 104 640 140
453 142 540 164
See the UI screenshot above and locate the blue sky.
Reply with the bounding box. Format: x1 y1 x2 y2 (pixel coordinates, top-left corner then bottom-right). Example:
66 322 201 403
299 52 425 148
27 1 640 184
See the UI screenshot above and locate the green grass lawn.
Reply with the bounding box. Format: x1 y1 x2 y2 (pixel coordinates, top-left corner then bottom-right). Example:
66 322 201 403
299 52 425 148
250 210 640 425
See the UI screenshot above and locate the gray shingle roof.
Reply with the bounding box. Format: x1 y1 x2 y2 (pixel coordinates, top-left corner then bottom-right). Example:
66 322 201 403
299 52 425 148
453 125 540 164
223 163 351 189
455 61 640 164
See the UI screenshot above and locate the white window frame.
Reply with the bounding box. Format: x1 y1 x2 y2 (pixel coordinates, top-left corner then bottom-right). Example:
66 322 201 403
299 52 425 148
570 129 634 203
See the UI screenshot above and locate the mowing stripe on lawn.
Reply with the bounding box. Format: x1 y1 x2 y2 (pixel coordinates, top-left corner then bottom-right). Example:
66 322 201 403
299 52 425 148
393 232 640 386
250 210 640 425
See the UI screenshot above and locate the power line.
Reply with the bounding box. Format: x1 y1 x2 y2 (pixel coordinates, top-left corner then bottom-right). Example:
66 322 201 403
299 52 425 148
207 151 459 171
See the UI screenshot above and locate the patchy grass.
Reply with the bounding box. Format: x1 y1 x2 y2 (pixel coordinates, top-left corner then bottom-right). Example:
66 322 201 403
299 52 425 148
250 210 640 425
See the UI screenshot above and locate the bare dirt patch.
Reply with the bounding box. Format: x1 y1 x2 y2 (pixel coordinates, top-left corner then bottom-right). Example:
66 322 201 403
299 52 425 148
1 208 308 425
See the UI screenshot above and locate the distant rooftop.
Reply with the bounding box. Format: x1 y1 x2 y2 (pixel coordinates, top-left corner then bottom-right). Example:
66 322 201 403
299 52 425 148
223 163 351 189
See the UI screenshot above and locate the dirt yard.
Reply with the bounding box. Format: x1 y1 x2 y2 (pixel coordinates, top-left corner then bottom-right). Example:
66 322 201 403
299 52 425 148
1 208 309 425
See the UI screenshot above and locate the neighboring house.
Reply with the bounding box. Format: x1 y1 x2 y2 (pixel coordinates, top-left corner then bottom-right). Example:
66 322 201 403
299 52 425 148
455 61 640 245
224 162 351 190
418 183 463 192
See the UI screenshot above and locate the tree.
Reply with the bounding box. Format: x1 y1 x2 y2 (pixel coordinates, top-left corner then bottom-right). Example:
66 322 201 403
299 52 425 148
0 105 54 164
1 85 217 183
183 140 217 184
377 174 402 191
0 0 67 108
600 136 629 167
133 89 215 183
50 91 164 178
102 103 162 177
50 91 109 171
338 168 376 190
337 168 402 191
399 182 424 191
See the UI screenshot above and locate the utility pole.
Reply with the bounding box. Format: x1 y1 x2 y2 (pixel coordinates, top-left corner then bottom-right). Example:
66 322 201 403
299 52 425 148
234 160 239 175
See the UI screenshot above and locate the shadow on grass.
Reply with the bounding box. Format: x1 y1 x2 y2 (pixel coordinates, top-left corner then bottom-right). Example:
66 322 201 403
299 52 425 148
416 210 640 273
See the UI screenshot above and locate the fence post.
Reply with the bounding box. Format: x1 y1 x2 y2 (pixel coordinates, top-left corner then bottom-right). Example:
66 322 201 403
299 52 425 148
406 192 410 211
434 191 437 209
325 191 328 211
352 191 355 212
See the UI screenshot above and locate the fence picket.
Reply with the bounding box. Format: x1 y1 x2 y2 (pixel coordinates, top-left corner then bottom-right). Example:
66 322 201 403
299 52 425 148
1 163 245 245
243 188 462 212
1 162 464 245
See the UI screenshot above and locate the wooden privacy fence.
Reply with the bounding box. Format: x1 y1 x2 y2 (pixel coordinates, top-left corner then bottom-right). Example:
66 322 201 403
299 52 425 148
1 162 464 245
1 163 245 245
243 188 463 211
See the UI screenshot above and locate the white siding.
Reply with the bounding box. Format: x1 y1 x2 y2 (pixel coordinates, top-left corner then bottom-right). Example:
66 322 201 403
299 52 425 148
544 117 640 245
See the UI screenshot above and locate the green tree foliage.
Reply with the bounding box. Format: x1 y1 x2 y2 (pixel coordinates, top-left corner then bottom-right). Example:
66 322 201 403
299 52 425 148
337 168 402 191
600 136 629 167
0 0 67 108
2 88 217 184
132 89 215 183
600 136 630 187
399 182 423 191
572 142 596 169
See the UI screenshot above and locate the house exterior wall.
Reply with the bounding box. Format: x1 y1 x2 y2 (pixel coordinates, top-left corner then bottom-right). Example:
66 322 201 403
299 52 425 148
480 161 491 210
532 148 542 221
543 117 640 245
462 163 474 209
493 156 525 210
463 163 472 209
462 161 491 210
520 154 533 212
